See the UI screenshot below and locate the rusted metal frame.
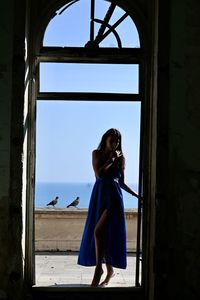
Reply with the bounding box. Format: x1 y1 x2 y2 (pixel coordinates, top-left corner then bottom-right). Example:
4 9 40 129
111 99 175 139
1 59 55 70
37 92 140 101
93 18 122 48
37 47 143 64
135 61 145 287
135 140 143 287
24 56 39 287
95 3 116 43
90 0 95 41
96 12 129 44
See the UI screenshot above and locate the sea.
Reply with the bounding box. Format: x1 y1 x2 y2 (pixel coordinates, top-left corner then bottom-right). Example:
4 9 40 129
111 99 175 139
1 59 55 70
35 182 138 209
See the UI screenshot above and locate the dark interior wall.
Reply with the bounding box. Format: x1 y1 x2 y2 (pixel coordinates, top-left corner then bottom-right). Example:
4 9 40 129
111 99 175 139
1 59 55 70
155 0 200 299
0 1 14 298
0 0 26 299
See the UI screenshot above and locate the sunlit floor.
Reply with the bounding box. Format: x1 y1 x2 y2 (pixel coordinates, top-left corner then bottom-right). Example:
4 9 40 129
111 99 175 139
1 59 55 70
34 252 140 287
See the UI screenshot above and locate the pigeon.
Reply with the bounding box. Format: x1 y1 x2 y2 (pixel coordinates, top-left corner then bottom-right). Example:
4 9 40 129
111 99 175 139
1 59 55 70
46 196 59 207
67 197 80 208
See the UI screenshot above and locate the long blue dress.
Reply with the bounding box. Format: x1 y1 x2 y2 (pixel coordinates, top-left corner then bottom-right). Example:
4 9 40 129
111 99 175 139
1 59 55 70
77 160 127 269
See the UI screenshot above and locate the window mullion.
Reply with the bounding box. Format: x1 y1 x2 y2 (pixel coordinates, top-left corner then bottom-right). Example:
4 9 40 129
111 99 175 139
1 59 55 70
37 92 141 102
36 47 144 64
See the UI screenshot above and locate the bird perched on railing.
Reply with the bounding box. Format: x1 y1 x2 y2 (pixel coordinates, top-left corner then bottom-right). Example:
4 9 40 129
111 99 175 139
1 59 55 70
67 197 80 208
46 196 59 207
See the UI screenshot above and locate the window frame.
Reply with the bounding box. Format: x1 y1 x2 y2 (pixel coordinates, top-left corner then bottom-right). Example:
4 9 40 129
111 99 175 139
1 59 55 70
35 44 144 287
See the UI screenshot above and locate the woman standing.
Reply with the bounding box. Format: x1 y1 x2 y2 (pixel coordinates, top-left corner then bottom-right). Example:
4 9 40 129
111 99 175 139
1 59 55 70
77 128 139 287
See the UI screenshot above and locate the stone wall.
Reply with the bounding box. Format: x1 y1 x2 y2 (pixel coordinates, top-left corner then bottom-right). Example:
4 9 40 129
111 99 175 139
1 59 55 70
35 209 138 252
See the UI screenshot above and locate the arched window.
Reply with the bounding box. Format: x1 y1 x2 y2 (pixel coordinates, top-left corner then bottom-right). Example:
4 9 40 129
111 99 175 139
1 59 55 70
43 0 140 48
29 0 147 289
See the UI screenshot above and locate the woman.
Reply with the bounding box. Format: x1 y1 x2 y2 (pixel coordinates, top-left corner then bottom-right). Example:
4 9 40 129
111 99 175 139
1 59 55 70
77 128 139 287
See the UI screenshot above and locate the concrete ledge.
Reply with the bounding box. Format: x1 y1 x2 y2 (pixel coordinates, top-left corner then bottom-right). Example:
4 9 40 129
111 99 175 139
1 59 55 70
35 208 138 252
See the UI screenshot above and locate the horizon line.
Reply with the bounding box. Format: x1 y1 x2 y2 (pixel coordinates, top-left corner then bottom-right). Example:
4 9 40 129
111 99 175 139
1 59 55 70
35 181 138 184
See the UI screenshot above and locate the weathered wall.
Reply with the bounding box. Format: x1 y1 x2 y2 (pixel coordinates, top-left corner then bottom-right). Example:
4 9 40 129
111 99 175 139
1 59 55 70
154 0 200 299
35 209 138 252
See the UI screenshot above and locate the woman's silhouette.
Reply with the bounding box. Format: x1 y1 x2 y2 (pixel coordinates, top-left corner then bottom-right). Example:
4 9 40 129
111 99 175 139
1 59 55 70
77 128 139 286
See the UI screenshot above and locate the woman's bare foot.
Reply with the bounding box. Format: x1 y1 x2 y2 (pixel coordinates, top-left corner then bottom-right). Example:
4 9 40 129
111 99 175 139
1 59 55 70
90 266 104 287
100 269 115 286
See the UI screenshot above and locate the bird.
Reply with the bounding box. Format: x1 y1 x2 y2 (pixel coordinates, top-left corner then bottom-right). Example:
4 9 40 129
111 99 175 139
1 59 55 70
46 196 59 207
67 197 80 208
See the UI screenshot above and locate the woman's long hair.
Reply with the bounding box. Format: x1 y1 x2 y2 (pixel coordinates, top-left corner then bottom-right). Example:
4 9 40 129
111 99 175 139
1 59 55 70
97 128 125 170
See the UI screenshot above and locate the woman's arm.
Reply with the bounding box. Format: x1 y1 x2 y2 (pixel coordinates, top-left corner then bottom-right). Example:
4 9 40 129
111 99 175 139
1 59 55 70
119 169 139 198
92 150 114 178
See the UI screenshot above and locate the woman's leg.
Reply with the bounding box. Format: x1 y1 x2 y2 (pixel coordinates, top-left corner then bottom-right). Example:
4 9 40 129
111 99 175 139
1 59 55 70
91 208 108 286
100 263 115 286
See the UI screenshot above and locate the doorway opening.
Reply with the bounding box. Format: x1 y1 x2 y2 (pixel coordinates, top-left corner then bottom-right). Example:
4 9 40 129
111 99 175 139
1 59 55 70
25 0 149 290
34 100 141 287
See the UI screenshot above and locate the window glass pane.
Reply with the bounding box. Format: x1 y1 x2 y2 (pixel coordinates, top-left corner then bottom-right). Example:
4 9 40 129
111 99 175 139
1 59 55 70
94 3 140 48
40 63 139 93
110 16 140 48
43 0 90 47
35 100 141 209
43 0 140 48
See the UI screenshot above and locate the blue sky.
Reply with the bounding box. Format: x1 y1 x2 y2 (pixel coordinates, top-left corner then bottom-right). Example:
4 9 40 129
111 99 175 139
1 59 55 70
36 101 141 183
36 0 141 184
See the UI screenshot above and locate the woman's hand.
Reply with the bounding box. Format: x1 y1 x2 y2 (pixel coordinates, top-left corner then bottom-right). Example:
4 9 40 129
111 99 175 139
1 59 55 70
130 191 144 205
110 150 122 162
115 150 123 158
